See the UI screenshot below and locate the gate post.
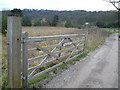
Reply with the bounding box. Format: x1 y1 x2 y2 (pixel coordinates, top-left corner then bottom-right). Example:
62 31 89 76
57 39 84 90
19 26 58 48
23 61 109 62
21 32 28 87
7 16 22 88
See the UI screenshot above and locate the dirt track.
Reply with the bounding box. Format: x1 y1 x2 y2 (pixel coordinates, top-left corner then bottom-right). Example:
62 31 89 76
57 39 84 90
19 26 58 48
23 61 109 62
42 34 118 88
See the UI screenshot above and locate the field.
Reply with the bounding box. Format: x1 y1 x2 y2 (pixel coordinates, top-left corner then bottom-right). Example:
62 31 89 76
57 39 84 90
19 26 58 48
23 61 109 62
22 26 86 37
2 26 109 88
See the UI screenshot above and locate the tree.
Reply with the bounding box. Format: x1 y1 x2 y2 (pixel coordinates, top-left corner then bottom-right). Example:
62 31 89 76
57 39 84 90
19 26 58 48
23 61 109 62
22 16 32 26
1 15 7 35
65 20 72 28
33 20 41 26
1 10 11 36
52 15 59 26
10 8 23 17
105 0 120 28
105 0 120 11
1 9 22 36
96 21 105 28
106 21 119 28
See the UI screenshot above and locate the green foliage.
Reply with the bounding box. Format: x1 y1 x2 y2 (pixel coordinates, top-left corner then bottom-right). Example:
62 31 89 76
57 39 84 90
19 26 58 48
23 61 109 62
96 21 105 28
1 74 8 89
106 22 119 28
10 8 23 17
1 8 22 36
52 15 59 26
22 16 32 26
2 16 7 35
28 72 50 87
22 9 118 28
108 28 120 33
65 20 72 28
33 20 41 26
1 11 10 36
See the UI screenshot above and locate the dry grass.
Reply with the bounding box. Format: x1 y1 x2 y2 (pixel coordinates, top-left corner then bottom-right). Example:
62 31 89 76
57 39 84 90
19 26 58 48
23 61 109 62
22 26 85 37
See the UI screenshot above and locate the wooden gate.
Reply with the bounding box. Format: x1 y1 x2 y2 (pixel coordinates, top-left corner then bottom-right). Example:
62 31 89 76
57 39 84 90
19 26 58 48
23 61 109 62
7 16 87 88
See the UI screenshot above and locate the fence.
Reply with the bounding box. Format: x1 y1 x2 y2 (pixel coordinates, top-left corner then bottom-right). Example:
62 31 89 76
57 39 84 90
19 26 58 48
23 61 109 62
7 16 88 88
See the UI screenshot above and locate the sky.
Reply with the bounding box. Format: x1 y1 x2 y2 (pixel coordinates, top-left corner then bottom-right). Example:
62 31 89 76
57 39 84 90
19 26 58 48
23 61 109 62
0 0 117 11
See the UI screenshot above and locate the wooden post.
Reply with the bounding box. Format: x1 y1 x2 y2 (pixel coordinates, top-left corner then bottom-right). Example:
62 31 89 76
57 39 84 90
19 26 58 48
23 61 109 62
59 39 62 57
0 48 1 89
7 16 22 88
22 32 28 87
83 32 88 52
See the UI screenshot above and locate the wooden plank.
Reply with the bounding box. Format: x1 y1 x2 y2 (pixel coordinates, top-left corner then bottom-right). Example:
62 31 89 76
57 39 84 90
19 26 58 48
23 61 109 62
7 16 21 88
40 39 65 65
21 32 28 87
28 47 83 78
30 43 59 59
55 45 84 54
68 38 80 50
28 44 84 63
65 52 84 62
28 39 84 52
65 42 82 61
27 39 64 77
28 49 83 71
28 44 61 52
63 40 84 47
28 51 83 81
28 53 69 71
28 61 63 80
28 54 48 63
23 34 85 42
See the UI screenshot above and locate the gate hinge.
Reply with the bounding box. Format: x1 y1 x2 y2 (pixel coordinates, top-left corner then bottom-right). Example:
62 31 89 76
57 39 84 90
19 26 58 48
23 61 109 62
21 76 27 80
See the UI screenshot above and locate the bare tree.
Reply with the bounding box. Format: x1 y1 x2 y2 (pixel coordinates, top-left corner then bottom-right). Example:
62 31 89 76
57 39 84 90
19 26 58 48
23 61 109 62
105 0 120 11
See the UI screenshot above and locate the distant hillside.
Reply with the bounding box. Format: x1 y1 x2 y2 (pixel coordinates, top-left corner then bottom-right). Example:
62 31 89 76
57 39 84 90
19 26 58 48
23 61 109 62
22 9 118 28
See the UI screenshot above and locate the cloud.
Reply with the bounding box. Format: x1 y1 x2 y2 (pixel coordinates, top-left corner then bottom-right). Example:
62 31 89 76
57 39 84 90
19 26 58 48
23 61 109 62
0 0 116 11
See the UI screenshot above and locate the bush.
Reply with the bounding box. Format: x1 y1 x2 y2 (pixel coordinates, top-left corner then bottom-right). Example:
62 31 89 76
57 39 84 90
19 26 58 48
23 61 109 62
33 20 41 26
22 16 32 26
65 20 72 28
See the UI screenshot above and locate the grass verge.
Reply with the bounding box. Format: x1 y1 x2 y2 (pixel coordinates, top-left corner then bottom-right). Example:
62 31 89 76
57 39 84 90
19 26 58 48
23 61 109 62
107 28 120 34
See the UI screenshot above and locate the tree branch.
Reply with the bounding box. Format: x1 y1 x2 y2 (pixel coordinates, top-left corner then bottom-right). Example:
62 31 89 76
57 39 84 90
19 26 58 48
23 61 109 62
109 0 120 11
110 1 120 11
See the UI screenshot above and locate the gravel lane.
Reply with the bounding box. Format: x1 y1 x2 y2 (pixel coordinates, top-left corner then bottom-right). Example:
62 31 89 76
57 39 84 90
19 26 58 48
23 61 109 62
42 34 118 88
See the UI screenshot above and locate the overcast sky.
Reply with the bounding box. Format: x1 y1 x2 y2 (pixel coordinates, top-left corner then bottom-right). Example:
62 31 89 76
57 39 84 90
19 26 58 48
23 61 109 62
0 0 116 11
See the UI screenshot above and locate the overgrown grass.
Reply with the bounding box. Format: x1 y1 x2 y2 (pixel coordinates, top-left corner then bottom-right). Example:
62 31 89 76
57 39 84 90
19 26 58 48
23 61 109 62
1 35 8 89
28 72 50 87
